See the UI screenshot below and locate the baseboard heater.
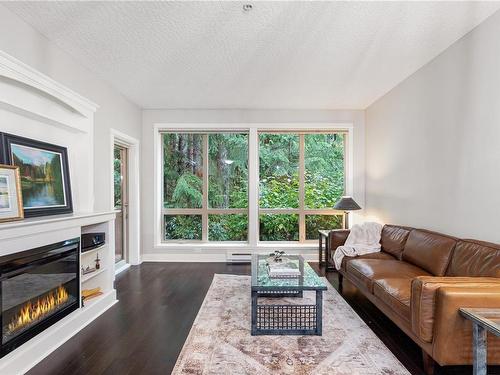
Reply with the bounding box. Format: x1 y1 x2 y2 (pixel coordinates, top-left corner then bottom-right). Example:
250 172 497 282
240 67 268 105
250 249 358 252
226 252 252 264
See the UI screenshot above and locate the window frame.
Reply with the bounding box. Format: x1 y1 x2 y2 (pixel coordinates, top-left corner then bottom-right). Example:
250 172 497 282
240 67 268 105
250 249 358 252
161 132 249 243
155 124 353 248
258 131 346 243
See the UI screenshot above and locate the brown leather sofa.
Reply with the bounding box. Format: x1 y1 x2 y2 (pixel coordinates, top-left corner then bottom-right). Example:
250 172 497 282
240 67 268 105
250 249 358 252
330 224 500 374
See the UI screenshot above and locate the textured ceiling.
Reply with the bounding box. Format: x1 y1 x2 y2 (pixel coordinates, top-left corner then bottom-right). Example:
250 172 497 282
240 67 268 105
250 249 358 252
3 1 500 109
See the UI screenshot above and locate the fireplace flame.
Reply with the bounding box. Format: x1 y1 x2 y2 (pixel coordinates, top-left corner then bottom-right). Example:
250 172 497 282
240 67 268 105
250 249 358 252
7 285 70 335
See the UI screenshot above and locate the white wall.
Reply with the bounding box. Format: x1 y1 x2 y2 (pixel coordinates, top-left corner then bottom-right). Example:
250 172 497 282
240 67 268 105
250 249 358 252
142 109 365 259
365 11 500 243
0 5 142 212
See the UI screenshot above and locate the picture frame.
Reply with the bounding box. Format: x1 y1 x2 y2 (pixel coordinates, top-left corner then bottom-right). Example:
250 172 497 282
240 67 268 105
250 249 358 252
0 164 24 222
0 133 73 217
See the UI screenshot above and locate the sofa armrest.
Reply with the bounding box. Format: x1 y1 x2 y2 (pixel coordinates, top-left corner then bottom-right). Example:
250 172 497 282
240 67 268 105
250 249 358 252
411 276 500 343
328 229 350 250
432 285 500 365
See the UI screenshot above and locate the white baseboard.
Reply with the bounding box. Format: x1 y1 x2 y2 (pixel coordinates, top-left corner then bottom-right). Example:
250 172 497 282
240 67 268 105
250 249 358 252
0 291 117 375
142 253 227 262
115 262 131 275
142 252 318 263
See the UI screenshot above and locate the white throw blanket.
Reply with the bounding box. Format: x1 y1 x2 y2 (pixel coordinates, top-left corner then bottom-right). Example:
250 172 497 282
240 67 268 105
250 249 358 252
333 222 383 270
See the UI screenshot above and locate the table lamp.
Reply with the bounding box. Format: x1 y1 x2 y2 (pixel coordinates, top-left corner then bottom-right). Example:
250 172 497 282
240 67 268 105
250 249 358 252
333 196 361 229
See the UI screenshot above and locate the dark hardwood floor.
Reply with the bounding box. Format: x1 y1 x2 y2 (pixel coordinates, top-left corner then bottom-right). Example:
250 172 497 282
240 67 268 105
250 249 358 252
28 262 498 375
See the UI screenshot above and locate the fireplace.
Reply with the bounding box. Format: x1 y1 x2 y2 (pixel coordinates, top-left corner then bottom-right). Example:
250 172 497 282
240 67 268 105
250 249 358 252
0 238 80 357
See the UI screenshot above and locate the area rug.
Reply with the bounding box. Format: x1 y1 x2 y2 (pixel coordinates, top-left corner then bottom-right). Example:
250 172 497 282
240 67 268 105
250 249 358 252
172 274 410 375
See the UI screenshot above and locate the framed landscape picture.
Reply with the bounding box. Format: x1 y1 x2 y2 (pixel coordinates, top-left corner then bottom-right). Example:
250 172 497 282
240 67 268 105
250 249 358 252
0 164 24 222
0 133 73 217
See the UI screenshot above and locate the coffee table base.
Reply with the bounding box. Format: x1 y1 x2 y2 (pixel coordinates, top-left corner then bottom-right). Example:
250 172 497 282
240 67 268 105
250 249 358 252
251 290 323 336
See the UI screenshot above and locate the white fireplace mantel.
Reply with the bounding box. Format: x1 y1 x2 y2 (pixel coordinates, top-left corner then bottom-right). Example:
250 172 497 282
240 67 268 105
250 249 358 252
0 211 114 245
0 211 117 375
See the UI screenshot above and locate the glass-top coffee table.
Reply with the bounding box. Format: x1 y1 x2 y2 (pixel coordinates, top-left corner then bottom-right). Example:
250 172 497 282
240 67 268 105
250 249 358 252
251 254 327 336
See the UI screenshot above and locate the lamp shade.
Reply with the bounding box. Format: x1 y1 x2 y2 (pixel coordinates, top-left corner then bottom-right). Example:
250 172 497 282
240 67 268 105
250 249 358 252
334 196 361 211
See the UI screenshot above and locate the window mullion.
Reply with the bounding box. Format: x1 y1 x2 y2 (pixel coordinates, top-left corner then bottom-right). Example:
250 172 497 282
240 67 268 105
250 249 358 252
259 208 300 214
298 134 306 243
202 134 209 242
163 208 203 215
249 128 259 247
207 209 247 214
161 137 165 242
343 133 348 195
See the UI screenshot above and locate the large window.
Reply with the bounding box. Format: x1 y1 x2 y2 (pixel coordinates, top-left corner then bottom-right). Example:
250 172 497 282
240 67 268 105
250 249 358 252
259 132 345 242
161 129 346 244
162 132 248 241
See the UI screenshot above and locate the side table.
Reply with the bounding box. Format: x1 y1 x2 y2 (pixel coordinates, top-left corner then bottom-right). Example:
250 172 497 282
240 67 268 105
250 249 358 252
318 230 335 271
459 308 500 375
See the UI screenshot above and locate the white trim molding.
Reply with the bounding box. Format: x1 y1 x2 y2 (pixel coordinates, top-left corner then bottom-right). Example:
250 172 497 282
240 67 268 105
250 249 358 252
0 50 98 132
0 49 98 213
115 262 131 275
153 122 355 253
110 129 141 265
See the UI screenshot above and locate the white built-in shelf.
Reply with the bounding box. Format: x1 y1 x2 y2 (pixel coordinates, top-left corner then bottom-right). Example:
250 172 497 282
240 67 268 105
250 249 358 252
81 244 107 257
83 290 114 309
81 267 107 283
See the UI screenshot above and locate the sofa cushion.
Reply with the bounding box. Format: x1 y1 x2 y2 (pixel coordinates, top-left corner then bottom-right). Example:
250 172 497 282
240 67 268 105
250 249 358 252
381 225 413 260
402 229 457 276
337 251 395 272
446 240 500 277
374 278 412 321
346 259 430 292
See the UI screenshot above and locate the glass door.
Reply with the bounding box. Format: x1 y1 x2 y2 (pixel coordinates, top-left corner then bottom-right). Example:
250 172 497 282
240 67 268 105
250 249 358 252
114 144 128 269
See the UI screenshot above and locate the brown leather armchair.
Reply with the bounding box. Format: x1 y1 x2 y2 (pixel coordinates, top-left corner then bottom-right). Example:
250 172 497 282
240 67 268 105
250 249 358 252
332 225 500 374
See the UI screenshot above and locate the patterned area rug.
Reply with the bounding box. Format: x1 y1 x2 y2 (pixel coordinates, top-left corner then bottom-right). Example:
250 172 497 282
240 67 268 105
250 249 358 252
172 274 410 375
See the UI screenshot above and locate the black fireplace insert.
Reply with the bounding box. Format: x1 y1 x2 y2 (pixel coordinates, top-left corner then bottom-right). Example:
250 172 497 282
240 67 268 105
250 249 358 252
0 238 80 357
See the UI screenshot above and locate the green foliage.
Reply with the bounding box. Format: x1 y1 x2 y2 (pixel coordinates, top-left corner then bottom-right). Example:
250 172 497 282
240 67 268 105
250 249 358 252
258 133 345 241
304 172 344 208
259 174 299 208
163 132 345 241
259 134 299 209
209 214 248 241
163 133 203 208
114 148 122 208
304 134 344 208
165 215 202 240
172 173 203 208
305 215 343 240
208 134 248 208
260 214 299 241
